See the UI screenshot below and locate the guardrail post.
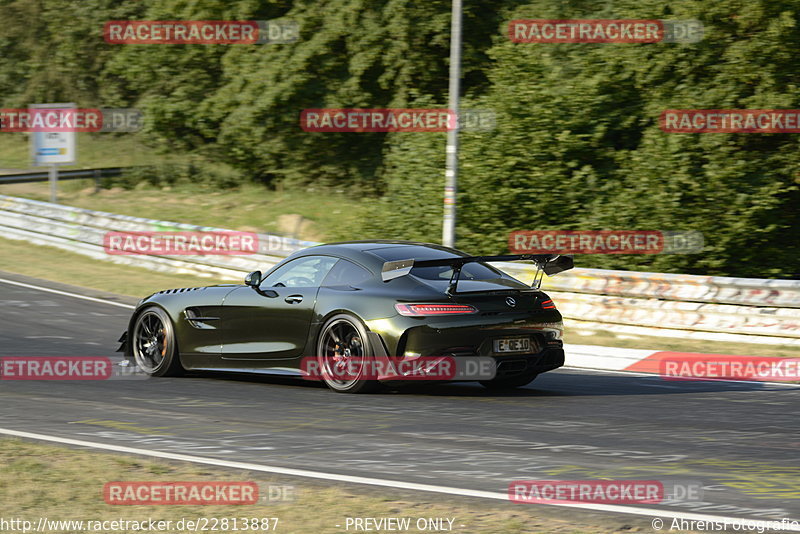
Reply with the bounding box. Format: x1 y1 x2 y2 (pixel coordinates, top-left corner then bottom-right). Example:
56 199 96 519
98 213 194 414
94 169 101 193
49 165 58 203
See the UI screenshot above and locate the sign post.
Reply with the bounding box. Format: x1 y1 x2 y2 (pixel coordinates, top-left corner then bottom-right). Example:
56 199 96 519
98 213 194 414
441 0 462 248
30 103 77 203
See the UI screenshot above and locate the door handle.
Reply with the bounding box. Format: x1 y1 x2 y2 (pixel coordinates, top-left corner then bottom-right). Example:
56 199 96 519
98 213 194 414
285 295 303 304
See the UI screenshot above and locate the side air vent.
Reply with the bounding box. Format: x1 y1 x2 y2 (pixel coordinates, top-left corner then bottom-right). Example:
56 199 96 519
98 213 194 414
183 307 218 329
158 287 206 295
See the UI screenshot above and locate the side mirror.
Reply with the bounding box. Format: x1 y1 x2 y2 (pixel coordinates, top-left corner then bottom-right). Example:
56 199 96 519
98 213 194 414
245 270 262 287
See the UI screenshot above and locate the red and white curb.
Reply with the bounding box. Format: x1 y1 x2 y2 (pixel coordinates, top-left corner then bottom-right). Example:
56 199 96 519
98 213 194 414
564 343 800 385
564 344 655 372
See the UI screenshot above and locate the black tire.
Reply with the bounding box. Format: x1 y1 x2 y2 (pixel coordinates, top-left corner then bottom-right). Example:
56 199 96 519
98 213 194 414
480 372 538 390
316 313 379 393
131 306 183 377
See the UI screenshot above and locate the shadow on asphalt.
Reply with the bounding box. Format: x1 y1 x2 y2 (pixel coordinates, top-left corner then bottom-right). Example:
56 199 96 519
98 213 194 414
185 368 784 398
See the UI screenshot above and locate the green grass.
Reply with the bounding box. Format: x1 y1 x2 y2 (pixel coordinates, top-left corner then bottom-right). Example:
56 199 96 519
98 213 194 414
0 236 231 298
0 438 636 534
0 179 366 242
0 133 366 242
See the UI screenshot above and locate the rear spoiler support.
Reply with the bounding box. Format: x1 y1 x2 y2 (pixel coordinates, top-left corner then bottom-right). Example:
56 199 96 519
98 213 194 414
446 263 464 296
380 253 574 294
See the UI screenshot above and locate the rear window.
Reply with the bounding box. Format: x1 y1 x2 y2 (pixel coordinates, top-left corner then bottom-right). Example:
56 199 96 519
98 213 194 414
367 245 463 262
409 263 500 281
367 246 506 281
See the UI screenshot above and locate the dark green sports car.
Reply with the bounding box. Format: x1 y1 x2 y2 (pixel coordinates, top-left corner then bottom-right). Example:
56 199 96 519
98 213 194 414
120 241 572 393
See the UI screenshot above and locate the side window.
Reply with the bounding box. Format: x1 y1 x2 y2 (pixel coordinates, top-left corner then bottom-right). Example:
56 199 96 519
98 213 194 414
322 259 372 287
260 256 339 288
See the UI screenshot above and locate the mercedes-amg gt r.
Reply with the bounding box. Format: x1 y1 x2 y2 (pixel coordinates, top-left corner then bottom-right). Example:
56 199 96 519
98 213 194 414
119 241 572 392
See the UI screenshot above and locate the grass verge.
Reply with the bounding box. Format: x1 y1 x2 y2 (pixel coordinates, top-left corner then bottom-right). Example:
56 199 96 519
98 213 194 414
0 438 667 534
0 179 365 242
0 236 232 298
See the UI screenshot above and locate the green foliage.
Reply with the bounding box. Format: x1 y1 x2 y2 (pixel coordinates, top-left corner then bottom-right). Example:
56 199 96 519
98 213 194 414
206 0 506 187
0 0 798 277
371 0 800 277
113 159 245 190
0 0 147 106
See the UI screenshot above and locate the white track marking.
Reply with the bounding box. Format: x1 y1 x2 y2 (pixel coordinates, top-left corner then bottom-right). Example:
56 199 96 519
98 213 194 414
561 366 656 378
560 366 800 388
0 427 796 528
0 277 135 309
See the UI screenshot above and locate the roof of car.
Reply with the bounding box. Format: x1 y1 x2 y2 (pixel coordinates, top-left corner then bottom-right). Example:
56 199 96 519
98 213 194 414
317 240 454 250
288 241 467 271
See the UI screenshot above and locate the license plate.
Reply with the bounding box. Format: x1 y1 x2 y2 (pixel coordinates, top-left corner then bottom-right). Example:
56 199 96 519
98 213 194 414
493 337 531 353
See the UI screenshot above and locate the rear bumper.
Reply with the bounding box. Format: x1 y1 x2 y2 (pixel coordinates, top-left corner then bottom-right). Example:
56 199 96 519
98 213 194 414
378 314 565 380
374 344 564 384
491 345 565 378
395 316 562 355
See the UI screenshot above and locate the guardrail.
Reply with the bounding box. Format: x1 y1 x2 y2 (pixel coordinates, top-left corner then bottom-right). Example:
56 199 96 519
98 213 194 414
497 265 800 345
0 194 313 279
0 167 124 185
0 193 797 346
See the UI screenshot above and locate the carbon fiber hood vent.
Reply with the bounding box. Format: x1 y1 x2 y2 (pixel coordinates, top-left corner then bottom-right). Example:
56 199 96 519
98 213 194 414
157 287 207 295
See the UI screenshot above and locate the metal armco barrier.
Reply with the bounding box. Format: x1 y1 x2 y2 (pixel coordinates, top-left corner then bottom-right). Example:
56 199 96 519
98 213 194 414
0 167 124 185
547 268 800 307
0 194 313 280
0 194 797 346
500 263 800 344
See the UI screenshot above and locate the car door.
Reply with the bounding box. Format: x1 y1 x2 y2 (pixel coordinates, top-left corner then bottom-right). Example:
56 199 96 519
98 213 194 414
219 255 339 360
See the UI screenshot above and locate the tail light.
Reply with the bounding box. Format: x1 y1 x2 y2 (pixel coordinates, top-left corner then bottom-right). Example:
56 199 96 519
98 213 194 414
541 299 556 310
395 303 478 316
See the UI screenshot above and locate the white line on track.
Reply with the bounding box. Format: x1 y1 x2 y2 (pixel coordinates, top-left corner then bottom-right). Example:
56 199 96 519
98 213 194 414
561 366 657 378
0 427 797 528
561 366 800 388
0 277 135 309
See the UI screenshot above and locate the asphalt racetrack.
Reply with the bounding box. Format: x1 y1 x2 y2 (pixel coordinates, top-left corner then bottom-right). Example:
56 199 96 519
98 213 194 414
1 272 798 526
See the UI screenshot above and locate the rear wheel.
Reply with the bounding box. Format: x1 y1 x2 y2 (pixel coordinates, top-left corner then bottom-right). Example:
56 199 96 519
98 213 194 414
132 307 183 377
317 314 379 393
480 372 538 390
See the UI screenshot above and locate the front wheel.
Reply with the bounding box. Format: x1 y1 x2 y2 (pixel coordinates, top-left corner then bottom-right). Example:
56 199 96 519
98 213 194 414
480 372 538 390
131 306 183 377
316 314 379 393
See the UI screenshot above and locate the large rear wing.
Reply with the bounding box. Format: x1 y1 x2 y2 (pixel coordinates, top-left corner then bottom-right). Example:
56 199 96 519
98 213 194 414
380 254 574 294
